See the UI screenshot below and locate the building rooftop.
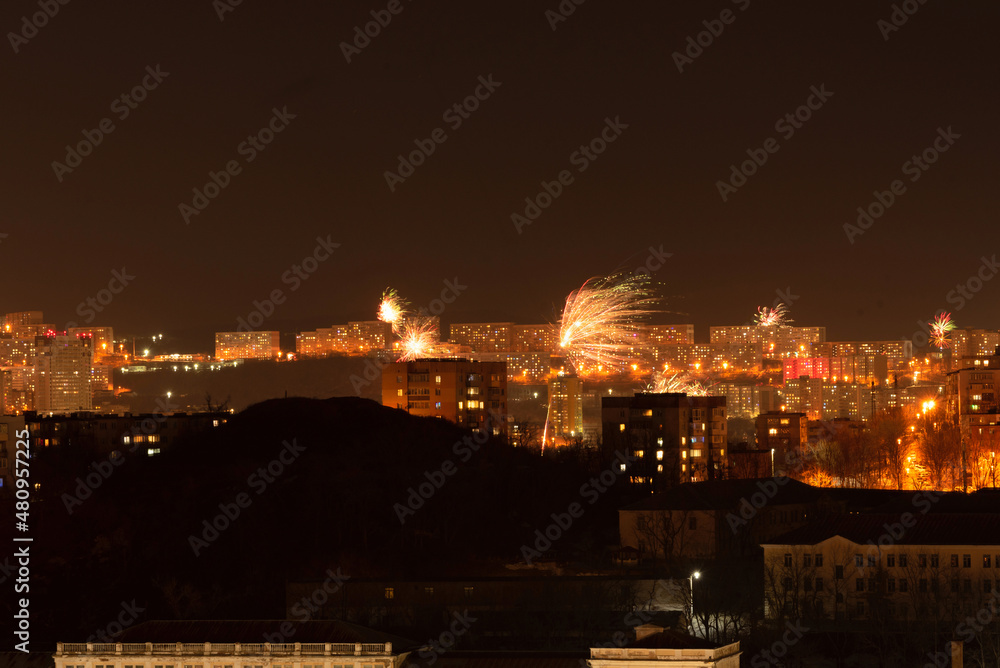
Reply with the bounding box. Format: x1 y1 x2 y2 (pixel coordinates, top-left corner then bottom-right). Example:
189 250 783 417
101 620 419 648
762 513 1000 547
621 478 819 512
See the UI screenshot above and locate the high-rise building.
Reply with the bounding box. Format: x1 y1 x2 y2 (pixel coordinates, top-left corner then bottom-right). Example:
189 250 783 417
68 326 114 359
547 371 583 441
348 320 395 351
654 343 763 371
602 393 727 487
951 328 1000 360
782 356 889 385
812 340 912 371
511 324 556 353
710 325 826 359
381 358 507 435
34 333 93 414
214 331 280 360
2 311 43 334
645 324 694 345
710 382 779 419
945 353 1000 436
756 411 808 474
449 323 514 353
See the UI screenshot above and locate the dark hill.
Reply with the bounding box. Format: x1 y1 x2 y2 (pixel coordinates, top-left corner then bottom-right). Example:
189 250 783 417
17 397 632 645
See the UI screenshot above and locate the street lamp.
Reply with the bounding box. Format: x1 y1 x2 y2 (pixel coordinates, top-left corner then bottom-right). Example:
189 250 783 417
689 571 701 634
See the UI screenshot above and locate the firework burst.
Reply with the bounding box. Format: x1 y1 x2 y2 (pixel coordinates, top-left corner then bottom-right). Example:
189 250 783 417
930 312 956 349
377 288 409 333
755 303 792 327
557 273 659 371
397 317 437 362
648 370 709 396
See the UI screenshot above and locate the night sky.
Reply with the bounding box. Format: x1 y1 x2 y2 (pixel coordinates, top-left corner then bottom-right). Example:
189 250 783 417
4 0 997 351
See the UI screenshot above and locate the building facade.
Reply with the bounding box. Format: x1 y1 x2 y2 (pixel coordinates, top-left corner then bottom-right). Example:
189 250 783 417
215 331 281 360
34 332 93 414
602 393 727 487
381 359 507 435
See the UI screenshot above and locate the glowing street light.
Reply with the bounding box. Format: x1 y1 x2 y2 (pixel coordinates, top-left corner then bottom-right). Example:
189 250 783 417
689 571 701 632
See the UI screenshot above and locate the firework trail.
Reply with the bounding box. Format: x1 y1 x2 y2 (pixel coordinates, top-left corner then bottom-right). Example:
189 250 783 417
648 370 709 396
397 317 437 362
930 312 956 349
557 272 659 371
755 303 792 327
377 288 409 334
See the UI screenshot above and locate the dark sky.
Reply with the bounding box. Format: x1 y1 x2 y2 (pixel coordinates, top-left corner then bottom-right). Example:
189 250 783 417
3 0 997 350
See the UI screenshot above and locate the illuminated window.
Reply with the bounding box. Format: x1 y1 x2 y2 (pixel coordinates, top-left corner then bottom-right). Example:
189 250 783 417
657 464 663 472
619 423 625 432
122 435 131 444
682 464 686 472
435 375 442 384
643 409 653 417
769 428 778 436
681 437 686 445
682 451 687 459
690 449 702 458
397 389 404 396
425 587 434 595
147 448 161 456
656 450 663 460
657 437 663 445
635 450 644 458
459 401 464 410
384 587 394 599
435 402 441 409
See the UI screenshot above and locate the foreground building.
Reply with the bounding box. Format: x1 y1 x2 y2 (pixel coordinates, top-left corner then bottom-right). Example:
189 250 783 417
760 513 1000 623
602 393 727 486
55 620 415 668
382 359 507 435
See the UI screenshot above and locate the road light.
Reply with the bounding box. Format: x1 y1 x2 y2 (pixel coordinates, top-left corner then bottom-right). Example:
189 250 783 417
689 571 701 634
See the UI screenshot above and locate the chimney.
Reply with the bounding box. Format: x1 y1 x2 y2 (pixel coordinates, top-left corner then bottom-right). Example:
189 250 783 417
634 623 665 641
951 640 963 668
